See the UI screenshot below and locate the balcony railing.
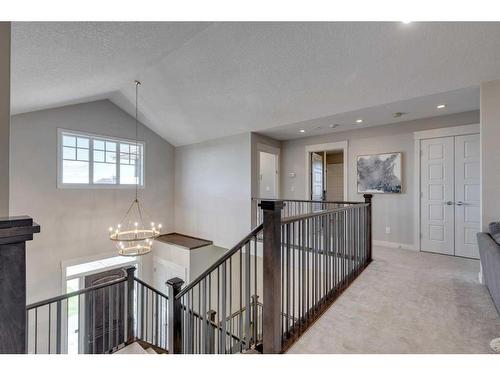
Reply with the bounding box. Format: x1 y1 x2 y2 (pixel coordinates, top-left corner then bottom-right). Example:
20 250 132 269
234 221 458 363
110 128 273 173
23 195 372 354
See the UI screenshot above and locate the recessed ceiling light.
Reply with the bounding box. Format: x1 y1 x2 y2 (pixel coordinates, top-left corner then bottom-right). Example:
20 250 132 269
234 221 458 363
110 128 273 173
329 124 339 129
436 104 447 109
392 112 407 118
402 20 412 24
356 119 363 123
299 129 305 133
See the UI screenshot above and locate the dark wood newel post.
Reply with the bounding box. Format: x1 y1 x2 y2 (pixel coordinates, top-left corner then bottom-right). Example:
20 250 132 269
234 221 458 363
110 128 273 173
363 194 373 263
259 200 283 354
0 216 40 354
125 266 136 343
166 277 184 354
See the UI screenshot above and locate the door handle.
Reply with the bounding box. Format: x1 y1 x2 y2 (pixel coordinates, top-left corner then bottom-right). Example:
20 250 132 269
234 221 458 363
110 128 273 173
456 201 464 206
445 201 453 205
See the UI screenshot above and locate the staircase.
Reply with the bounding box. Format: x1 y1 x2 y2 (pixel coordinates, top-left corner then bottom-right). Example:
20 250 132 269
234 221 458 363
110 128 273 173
22 196 373 354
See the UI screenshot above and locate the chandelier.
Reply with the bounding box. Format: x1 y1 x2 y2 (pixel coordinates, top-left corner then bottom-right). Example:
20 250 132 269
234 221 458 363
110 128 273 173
109 80 161 256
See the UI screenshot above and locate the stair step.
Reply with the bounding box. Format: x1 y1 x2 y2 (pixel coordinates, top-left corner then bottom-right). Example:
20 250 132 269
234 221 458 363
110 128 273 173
145 347 157 354
113 342 148 355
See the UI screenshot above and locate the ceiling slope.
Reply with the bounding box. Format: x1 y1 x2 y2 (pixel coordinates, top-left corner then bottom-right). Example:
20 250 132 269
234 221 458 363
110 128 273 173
12 22 500 145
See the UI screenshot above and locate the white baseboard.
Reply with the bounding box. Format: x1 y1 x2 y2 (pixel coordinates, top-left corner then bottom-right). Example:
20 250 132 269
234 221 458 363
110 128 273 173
373 240 416 251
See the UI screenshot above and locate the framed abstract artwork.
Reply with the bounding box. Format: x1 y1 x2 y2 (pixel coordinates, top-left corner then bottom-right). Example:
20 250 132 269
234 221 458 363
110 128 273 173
357 152 402 193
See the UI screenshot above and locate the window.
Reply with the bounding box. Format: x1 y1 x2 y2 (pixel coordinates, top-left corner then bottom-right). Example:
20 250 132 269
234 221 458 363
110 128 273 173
58 130 144 188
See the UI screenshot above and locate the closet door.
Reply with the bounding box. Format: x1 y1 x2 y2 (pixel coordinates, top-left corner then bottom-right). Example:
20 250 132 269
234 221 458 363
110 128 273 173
454 134 480 259
420 137 455 255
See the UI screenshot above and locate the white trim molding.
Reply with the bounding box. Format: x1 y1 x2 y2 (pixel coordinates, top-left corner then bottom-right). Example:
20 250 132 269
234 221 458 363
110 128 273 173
304 141 348 200
413 124 480 140
413 123 480 252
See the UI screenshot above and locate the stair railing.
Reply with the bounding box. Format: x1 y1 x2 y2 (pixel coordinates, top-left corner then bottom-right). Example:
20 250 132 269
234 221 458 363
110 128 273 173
26 274 129 354
23 195 372 354
278 194 373 351
251 198 365 228
25 266 172 354
167 224 264 354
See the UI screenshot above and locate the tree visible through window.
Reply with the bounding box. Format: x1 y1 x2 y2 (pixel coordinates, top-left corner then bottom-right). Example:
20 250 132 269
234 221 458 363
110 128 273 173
59 130 144 187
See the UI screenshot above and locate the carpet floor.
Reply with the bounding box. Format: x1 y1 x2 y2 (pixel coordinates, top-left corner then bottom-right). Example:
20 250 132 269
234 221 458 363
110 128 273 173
287 246 500 354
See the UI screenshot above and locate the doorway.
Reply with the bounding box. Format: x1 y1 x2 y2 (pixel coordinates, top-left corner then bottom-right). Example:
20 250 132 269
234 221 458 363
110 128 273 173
307 146 346 202
305 141 348 202
326 151 344 201
416 125 480 259
62 254 139 353
84 268 126 354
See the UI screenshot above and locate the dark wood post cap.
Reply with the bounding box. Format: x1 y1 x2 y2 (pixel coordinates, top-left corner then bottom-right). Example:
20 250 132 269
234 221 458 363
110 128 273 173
363 194 373 203
166 277 184 289
258 200 284 210
0 216 40 245
124 266 136 274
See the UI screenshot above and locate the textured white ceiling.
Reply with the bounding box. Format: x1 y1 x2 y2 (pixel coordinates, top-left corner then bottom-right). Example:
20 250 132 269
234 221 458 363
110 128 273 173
260 86 480 140
11 22 500 145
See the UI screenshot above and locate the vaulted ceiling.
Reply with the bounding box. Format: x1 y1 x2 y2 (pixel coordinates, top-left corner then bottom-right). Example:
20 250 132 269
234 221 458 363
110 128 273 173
11 22 500 145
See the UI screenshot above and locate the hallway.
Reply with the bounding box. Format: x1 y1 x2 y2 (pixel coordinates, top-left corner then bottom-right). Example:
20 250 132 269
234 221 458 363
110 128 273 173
287 246 500 353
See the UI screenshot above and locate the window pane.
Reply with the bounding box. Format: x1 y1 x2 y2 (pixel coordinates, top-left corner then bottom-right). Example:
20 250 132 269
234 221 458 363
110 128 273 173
63 160 89 184
94 150 105 162
63 146 76 160
120 152 130 164
106 151 116 163
106 141 116 152
63 135 76 147
120 144 129 153
77 137 89 149
94 140 105 150
77 148 89 161
120 164 138 185
130 145 138 154
94 163 117 184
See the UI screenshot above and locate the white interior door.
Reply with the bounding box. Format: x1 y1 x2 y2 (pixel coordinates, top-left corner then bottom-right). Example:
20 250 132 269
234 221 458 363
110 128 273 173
259 151 278 199
420 137 455 255
311 152 325 201
454 134 480 258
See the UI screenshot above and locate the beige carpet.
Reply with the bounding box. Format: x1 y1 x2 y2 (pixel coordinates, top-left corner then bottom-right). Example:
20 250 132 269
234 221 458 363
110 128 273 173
287 246 500 354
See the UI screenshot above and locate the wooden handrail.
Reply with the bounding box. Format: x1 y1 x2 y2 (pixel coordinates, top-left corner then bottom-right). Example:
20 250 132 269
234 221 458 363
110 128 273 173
175 223 263 299
280 203 369 224
26 276 127 310
134 277 169 300
252 197 363 205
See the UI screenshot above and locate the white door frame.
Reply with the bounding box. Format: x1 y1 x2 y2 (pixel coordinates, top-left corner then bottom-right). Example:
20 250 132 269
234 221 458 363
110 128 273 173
413 124 480 252
305 141 348 201
257 143 280 198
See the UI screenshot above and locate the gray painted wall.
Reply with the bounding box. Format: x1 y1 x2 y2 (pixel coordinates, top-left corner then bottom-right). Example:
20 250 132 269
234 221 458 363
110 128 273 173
174 133 252 249
280 111 479 247
10 100 175 302
480 80 500 230
0 23 10 216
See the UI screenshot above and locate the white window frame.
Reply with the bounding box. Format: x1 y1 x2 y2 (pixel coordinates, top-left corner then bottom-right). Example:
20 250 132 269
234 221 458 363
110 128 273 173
57 128 146 189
